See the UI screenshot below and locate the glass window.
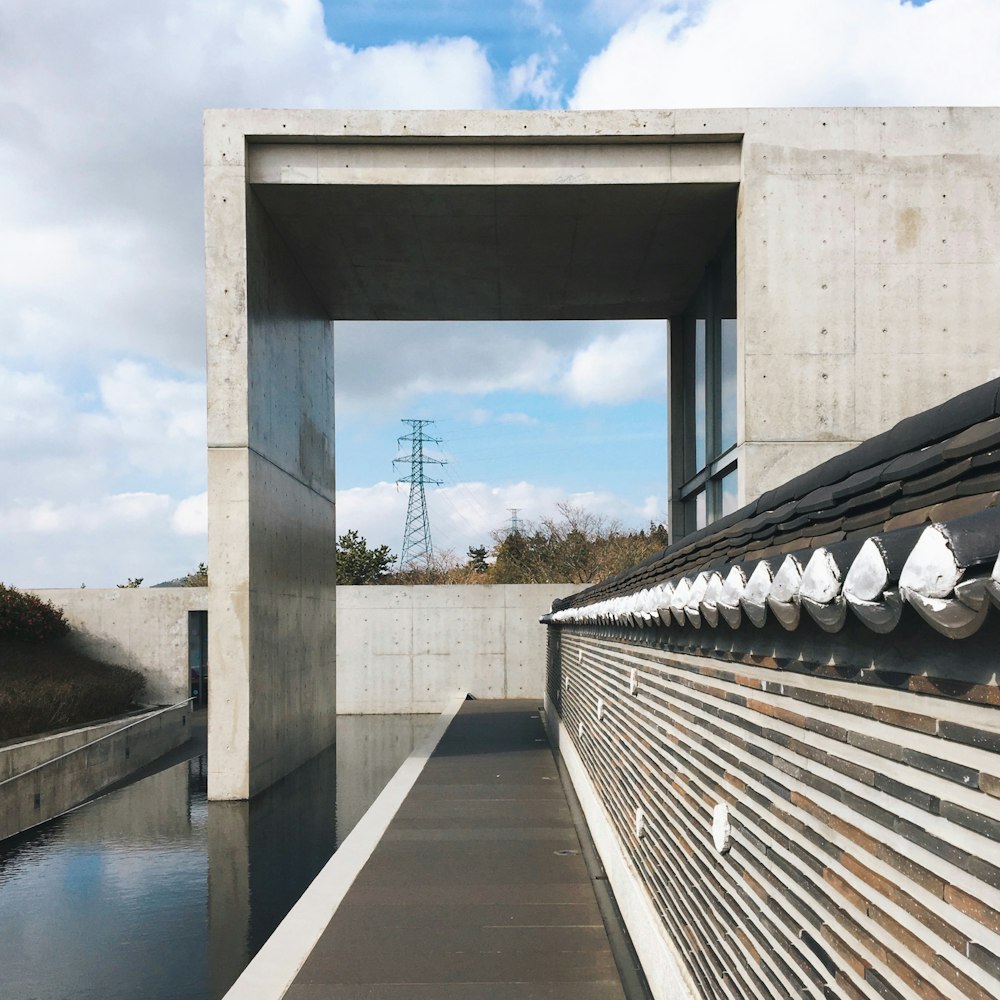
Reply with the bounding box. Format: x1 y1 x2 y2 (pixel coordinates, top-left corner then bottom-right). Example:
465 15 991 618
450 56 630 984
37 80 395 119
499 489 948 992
694 318 706 471
720 319 737 454
720 467 740 517
672 226 739 538
694 489 707 530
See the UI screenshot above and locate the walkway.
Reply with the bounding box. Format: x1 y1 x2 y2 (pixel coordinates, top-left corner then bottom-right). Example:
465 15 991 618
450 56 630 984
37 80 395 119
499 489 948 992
284 699 628 999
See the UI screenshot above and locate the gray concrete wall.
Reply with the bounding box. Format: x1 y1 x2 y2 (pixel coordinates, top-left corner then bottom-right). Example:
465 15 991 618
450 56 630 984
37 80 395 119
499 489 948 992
336 584 577 713
0 702 192 841
26 584 572 723
205 119 338 800
28 587 207 704
734 107 1000 501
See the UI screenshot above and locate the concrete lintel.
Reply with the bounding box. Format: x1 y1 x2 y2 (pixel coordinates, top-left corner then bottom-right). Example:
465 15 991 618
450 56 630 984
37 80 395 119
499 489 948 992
205 107 750 152
247 139 742 187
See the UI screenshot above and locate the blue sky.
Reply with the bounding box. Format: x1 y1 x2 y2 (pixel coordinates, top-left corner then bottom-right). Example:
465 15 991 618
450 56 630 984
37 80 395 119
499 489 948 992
320 0 616 106
1 0 996 586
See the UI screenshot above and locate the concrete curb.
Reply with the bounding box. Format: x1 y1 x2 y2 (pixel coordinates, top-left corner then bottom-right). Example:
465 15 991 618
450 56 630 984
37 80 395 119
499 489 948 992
221 692 468 1000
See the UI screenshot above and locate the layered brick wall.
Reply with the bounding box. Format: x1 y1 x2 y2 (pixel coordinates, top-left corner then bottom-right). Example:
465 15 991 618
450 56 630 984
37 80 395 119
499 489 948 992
545 378 1000 1000
549 629 1000 1000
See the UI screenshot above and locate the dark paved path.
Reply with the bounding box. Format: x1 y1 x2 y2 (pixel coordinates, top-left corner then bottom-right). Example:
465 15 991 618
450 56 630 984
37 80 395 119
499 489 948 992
285 699 627 999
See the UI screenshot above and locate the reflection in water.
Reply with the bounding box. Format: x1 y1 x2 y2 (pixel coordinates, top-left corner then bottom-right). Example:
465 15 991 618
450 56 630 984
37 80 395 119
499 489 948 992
0 714 436 1000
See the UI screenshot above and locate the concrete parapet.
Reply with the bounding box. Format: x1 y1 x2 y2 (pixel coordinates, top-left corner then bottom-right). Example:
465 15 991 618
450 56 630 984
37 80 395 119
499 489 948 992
0 702 193 842
0 713 150 782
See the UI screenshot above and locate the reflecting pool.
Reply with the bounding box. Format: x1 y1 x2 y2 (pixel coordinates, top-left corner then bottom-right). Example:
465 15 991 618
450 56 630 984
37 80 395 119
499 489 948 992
0 713 437 1000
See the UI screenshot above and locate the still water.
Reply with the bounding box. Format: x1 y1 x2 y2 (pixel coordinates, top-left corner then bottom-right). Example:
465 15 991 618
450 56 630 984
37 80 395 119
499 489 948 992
0 714 437 1000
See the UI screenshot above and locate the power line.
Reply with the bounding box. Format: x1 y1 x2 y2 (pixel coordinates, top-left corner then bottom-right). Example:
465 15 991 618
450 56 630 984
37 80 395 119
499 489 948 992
393 419 446 570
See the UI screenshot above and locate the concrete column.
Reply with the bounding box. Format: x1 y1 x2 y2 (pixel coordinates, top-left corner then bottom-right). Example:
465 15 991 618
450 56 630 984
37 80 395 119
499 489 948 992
205 121 336 801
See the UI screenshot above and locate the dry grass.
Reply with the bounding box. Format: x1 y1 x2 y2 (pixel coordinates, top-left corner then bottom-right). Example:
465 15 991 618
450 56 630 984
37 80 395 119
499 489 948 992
0 638 146 743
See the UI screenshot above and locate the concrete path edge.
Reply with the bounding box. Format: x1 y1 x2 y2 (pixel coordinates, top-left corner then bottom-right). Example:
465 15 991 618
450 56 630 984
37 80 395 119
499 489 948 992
222 693 468 1000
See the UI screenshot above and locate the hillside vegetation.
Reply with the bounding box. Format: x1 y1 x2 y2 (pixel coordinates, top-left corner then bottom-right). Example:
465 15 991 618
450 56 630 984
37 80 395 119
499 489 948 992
0 585 146 743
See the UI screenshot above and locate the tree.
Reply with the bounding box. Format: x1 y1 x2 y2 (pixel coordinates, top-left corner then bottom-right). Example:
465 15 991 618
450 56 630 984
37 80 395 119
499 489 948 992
182 563 208 587
467 545 489 574
116 577 143 589
0 584 69 642
336 530 395 585
490 504 669 585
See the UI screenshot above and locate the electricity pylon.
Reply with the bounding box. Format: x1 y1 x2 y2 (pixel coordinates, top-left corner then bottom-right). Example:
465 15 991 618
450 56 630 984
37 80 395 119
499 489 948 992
394 419 446 570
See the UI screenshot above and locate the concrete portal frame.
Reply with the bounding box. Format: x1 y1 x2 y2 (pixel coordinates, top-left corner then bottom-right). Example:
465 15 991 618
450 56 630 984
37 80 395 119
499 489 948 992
204 108 1000 800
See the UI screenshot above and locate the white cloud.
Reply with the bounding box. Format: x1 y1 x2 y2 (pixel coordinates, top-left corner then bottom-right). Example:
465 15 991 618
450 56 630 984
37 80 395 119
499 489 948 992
172 493 208 537
335 320 565 414
561 326 666 404
0 492 202 589
508 53 562 106
468 409 540 426
571 0 1000 109
335 319 666 416
0 0 497 373
0 360 207 586
0 494 170 536
86 361 206 477
335 483 409 555
497 412 541 425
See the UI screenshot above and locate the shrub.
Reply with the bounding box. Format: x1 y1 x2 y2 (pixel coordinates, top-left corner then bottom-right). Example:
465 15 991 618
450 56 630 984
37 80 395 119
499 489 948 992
0 584 70 642
0 639 146 741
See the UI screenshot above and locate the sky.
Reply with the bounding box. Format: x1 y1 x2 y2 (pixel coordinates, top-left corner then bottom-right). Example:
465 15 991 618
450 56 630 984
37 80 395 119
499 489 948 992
2 0 998 587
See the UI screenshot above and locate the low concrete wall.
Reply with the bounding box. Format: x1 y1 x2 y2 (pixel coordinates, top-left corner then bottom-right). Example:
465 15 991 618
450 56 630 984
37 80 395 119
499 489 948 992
0 713 150 782
336 584 577 714
28 587 208 704
0 702 193 841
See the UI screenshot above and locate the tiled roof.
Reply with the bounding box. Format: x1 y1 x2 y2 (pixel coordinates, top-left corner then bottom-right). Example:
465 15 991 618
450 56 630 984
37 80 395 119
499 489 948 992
546 378 1000 639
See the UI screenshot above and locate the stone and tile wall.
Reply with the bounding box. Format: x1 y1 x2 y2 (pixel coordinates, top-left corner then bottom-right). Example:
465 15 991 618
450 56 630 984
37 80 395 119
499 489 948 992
545 378 1000 1000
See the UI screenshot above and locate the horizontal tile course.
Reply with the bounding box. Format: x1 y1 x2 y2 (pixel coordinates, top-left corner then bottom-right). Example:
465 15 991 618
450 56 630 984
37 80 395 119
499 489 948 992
552 630 1000 1000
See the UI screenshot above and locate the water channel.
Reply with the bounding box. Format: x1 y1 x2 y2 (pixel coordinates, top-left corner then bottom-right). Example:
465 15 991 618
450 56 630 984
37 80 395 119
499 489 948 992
0 713 438 1000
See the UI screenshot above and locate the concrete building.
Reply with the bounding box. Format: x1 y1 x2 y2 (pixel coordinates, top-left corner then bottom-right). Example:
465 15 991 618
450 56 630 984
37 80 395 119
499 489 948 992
203 107 1000 799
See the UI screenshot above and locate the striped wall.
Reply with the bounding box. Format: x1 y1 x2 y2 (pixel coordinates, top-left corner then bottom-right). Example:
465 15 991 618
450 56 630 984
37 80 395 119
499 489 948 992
548 626 1000 1000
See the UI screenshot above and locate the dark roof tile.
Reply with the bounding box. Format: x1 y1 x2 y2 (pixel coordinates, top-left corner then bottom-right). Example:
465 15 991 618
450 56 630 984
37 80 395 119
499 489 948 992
941 416 1000 460
971 448 1000 470
842 508 891 533
800 517 846 538
939 506 1000 568
556 377 1000 611
807 529 847 548
832 463 888 500
883 508 934 532
795 484 839 515
929 492 1000 522
900 457 973 496
889 483 963 516
879 443 947 483
956 471 1000 496
841 481 904 513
